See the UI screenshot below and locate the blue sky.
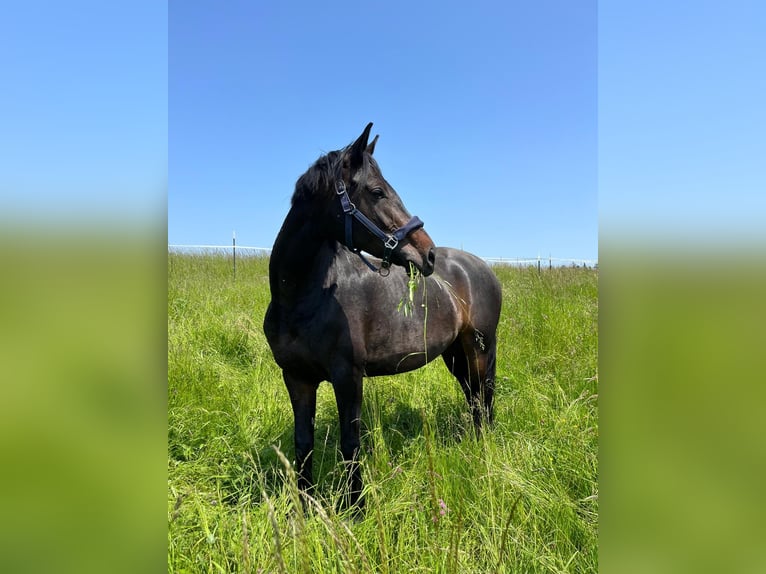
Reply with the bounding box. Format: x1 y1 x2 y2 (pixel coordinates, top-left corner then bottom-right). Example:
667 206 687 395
2 2 763 258
599 1 766 245
169 1 598 261
0 2 166 222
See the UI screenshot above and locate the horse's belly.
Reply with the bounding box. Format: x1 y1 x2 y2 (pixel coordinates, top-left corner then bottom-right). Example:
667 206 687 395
363 319 458 376
360 281 463 376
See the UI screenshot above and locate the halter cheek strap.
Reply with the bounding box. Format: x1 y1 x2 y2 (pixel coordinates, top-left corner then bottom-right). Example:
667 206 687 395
335 179 424 274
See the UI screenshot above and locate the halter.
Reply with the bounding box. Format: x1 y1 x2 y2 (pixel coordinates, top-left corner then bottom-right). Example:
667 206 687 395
335 179 424 275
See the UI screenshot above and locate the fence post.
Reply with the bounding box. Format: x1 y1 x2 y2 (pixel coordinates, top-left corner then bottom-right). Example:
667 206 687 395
233 231 236 280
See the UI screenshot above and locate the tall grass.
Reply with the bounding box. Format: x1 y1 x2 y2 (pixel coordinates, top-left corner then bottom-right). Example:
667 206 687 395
168 253 598 573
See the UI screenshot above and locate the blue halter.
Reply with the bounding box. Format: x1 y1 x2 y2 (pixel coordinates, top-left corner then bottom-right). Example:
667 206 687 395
335 179 424 274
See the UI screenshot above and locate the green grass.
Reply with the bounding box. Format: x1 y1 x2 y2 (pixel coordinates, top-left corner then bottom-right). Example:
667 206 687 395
168 253 598 573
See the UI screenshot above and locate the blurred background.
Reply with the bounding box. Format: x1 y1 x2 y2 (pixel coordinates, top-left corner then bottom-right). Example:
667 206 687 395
1 1 764 573
0 2 167 572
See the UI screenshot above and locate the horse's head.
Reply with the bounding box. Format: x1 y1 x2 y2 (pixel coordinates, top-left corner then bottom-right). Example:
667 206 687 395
328 123 436 276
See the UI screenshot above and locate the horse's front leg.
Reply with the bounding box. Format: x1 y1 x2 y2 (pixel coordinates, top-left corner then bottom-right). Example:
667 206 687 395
332 368 364 509
284 371 319 498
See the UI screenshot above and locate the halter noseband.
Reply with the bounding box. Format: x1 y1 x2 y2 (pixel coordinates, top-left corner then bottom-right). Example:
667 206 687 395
335 179 424 275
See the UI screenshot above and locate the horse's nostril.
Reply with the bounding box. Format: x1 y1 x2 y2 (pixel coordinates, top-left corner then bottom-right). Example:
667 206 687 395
427 248 436 266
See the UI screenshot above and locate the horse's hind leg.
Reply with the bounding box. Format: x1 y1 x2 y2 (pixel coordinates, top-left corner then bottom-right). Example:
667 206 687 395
442 329 496 432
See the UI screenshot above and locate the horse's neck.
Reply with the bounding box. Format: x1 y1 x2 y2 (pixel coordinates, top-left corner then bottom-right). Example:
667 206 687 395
269 204 335 306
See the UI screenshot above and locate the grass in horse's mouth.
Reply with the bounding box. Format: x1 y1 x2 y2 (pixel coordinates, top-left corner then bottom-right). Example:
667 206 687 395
397 262 422 317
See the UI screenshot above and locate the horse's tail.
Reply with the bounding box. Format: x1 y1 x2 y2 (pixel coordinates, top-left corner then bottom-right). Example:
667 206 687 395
481 328 497 425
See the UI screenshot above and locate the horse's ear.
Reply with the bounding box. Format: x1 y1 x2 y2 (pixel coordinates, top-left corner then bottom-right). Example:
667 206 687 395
347 122 373 169
366 134 379 156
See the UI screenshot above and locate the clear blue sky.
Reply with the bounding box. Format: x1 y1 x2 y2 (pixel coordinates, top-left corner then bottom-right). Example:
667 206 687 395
0 2 167 223
2 2 763 258
600 1 766 246
168 1 598 261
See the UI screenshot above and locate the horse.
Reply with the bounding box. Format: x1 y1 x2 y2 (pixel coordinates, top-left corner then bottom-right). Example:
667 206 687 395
263 123 502 508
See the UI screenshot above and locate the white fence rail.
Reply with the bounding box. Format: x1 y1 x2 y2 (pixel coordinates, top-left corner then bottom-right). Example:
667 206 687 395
168 244 272 254
168 244 597 268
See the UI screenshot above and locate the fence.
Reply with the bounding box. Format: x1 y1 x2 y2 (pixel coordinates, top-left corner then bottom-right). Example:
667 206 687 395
168 244 597 270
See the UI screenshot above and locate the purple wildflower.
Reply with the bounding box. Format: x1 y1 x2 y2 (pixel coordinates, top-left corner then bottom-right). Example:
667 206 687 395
432 498 451 523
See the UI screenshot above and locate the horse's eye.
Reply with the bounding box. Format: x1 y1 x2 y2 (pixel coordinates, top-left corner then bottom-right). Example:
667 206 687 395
371 188 386 200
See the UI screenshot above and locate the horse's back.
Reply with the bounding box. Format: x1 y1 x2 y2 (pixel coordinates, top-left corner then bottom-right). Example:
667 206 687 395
432 247 502 332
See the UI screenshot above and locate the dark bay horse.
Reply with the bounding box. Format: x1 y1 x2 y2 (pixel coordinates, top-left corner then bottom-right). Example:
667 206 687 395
263 123 502 507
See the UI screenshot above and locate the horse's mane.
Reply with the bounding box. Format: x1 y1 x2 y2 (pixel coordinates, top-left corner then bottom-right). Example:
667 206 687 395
291 150 341 205
291 146 380 206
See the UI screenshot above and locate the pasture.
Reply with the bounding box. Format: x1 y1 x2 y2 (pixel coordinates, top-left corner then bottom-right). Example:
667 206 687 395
168 253 598 573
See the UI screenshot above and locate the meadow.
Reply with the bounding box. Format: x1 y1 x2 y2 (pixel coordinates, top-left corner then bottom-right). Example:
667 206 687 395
168 253 598 573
